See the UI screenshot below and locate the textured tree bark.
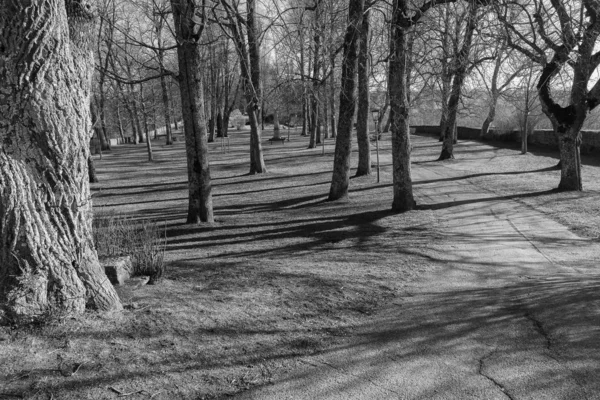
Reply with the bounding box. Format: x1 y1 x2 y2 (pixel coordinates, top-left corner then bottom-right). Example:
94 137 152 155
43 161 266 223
0 0 122 318
171 0 214 223
536 59 583 191
355 5 372 177
389 1 415 212
328 0 363 201
438 4 477 161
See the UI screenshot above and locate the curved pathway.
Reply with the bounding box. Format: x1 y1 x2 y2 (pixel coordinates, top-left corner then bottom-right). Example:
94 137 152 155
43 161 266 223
236 136 600 400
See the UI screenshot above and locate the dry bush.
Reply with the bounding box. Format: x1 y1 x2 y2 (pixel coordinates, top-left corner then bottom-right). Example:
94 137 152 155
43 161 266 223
93 211 167 284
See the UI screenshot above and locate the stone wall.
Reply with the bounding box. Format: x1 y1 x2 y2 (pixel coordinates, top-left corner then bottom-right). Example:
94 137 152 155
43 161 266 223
411 125 600 155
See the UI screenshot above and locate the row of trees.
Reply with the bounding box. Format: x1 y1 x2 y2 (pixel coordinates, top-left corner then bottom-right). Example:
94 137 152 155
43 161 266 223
3 0 600 317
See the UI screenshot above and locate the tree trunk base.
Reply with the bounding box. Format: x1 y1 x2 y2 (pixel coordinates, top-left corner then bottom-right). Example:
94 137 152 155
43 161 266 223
554 161 562 170
557 180 582 191
391 197 416 213
437 149 454 161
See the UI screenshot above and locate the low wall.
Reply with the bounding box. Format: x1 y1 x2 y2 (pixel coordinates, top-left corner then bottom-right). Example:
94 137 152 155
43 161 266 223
411 125 600 155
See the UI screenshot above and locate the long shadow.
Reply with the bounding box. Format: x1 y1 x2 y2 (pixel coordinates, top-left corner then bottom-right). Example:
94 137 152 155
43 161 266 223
214 180 330 197
413 166 560 186
235 274 600 399
92 179 188 192
416 189 558 210
166 208 399 257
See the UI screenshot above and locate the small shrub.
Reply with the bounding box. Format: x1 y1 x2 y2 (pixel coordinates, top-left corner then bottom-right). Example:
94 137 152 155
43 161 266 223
93 212 167 284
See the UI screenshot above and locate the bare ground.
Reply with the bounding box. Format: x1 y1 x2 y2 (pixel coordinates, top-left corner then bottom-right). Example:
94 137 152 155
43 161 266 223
1 129 599 399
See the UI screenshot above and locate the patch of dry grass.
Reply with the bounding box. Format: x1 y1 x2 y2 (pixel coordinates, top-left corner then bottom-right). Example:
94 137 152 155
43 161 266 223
93 212 167 282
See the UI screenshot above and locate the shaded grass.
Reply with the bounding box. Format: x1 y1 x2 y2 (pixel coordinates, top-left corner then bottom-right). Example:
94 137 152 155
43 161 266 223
2 129 600 399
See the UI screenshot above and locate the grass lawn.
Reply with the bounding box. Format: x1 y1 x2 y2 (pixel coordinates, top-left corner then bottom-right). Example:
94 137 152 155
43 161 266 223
1 127 599 399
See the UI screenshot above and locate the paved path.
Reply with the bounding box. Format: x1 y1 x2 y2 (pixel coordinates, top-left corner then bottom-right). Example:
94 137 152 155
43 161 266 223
236 138 600 399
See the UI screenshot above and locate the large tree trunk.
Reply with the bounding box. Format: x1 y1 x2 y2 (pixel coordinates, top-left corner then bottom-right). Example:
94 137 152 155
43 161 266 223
328 0 363 201
557 126 582 191
171 0 214 223
0 0 122 318
355 5 371 177
389 5 415 212
538 55 584 191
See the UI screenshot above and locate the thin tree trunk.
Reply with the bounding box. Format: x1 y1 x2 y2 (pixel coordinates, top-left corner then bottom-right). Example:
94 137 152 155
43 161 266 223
115 103 126 142
0 0 122 317
309 98 318 148
328 0 363 201
171 0 214 223
480 95 498 139
329 53 337 139
355 5 371 176
323 88 330 139
88 155 99 183
128 85 143 144
159 62 174 145
98 85 111 150
92 98 110 150
140 84 153 161
300 19 308 138
243 0 267 173
124 97 138 144
521 111 529 154
273 109 281 139
438 4 478 161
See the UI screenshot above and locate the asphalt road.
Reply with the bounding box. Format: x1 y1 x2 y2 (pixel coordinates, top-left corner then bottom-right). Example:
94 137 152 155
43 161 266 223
235 139 600 400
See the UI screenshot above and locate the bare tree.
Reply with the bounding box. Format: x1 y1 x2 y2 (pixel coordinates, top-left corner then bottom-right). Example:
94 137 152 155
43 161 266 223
220 0 267 174
328 0 364 201
355 2 372 176
501 0 600 190
171 0 214 223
